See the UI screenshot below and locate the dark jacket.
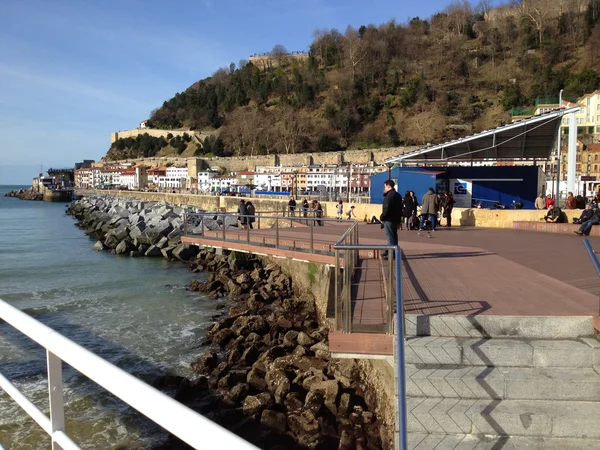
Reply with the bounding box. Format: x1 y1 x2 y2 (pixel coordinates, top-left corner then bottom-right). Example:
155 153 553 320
443 195 455 212
237 202 248 224
421 190 439 215
381 189 403 223
246 203 256 223
403 194 414 217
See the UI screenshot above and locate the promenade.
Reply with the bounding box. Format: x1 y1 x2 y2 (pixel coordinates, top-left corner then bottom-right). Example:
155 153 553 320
183 220 600 356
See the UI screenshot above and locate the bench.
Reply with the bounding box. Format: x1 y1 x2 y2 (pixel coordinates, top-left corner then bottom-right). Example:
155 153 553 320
513 221 600 236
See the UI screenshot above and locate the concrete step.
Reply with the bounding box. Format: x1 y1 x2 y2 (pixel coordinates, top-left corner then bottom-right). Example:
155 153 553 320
406 398 600 438
405 336 600 369
406 365 600 401
405 314 595 339
407 433 600 450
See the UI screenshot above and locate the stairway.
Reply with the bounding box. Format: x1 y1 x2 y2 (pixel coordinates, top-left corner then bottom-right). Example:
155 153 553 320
401 336 600 449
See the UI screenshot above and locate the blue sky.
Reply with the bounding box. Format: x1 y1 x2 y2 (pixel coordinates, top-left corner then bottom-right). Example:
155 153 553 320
0 0 501 184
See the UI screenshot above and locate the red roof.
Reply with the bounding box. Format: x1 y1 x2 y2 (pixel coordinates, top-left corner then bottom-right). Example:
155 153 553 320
587 144 600 151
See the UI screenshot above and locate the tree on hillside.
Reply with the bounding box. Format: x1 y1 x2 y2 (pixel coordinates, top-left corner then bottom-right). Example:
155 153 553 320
343 26 368 82
276 107 308 154
445 0 473 36
520 0 550 48
272 44 288 67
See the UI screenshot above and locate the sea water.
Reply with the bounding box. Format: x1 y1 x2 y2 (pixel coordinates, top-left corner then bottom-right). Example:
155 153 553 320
0 186 212 449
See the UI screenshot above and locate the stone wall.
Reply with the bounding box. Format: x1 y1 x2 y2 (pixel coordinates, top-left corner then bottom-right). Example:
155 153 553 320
110 129 207 144
102 147 418 172
79 190 583 229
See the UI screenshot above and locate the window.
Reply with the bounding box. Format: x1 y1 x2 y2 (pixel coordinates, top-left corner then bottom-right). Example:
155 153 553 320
588 165 592 172
596 155 599 162
595 165 598 172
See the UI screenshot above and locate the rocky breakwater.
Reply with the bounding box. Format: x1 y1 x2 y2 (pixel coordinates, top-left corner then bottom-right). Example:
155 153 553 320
66 195 236 262
4 188 43 201
183 249 385 449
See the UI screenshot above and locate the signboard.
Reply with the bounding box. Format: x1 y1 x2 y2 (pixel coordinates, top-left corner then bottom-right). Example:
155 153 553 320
581 176 597 181
451 179 472 208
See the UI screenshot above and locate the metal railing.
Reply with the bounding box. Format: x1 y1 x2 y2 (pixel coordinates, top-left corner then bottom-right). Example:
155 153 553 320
0 299 257 450
584 239 600 276
183 211 353 256
331 242 407 450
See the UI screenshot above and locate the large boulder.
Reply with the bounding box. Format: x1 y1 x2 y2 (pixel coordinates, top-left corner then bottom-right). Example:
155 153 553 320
145 245 163 257
191 352 219 375
172 243 200 262
261 410 287 434
115 240 132 255
309 380 339 415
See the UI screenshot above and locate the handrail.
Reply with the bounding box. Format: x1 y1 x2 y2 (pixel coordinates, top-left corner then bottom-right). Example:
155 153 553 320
583 239 600 277
0 299 257 450
183 211 353 256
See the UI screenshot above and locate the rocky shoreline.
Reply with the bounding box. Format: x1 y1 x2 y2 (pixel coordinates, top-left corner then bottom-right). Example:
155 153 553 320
67 195 208 262
67 195 386 449
4 187 43 201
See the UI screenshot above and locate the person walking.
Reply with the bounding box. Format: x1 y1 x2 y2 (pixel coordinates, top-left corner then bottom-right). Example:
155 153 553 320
336 200 344 222
346 205 356 220
442 192 455 227
288 197 297 217
403 191 414 231
313 200 324 226
535 193 546 210
302 198 309 218
420 187 439 234
246 201 256 229
380 180 403 259
237 200 248 230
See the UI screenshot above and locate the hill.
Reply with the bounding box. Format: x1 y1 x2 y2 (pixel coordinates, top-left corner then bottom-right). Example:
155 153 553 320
106 0 600 160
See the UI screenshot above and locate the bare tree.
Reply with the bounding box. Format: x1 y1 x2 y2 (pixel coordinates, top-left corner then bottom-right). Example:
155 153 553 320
276 107 306 154
342 26 368 82
475 0 494 17
271 44 288 67
445 0 472 35
519 0 549 49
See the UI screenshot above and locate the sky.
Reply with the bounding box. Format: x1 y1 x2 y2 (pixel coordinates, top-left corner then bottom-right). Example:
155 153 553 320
0 0 503 184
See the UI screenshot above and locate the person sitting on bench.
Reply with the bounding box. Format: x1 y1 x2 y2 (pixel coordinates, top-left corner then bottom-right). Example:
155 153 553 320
575 207 600 236
573 204 593 224
544 205 565 223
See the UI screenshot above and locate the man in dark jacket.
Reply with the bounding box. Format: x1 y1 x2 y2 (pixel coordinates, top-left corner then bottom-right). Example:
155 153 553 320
420 187 439 232
380 180 403 259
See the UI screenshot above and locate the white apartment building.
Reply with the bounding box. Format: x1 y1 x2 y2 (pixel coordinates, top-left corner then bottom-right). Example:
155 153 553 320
197 171 219 192
254 172 282 191
157 167 189 189
210 176 236 192
306 166 347 191
74 168 92 188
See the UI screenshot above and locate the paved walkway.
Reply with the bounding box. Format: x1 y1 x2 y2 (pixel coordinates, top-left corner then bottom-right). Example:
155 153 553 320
184 222 600 334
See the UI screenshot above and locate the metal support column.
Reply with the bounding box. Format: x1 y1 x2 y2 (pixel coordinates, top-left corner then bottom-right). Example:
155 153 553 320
47 351 65 450
567 111 578 197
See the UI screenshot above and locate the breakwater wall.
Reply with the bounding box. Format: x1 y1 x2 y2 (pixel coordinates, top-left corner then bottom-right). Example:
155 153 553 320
78 189 583 229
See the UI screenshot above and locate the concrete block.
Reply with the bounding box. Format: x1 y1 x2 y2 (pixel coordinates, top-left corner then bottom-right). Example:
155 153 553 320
405 315 595 339
461 339 533 367
469 399 552 437
405 337 462 365
505 367 600 401
531 340 591 368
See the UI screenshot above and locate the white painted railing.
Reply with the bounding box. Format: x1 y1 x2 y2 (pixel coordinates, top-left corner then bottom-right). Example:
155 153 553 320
0 299 258 450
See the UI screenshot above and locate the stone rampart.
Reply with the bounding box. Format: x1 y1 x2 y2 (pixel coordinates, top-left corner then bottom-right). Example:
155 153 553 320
102 147 418 172
110 129 206 144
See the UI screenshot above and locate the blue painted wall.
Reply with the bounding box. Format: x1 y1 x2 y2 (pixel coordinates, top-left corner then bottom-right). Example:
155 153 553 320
370 168 439 204
370 166 543 209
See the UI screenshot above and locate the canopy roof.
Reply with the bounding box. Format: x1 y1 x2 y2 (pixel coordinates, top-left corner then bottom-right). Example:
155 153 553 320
386 106 581 164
